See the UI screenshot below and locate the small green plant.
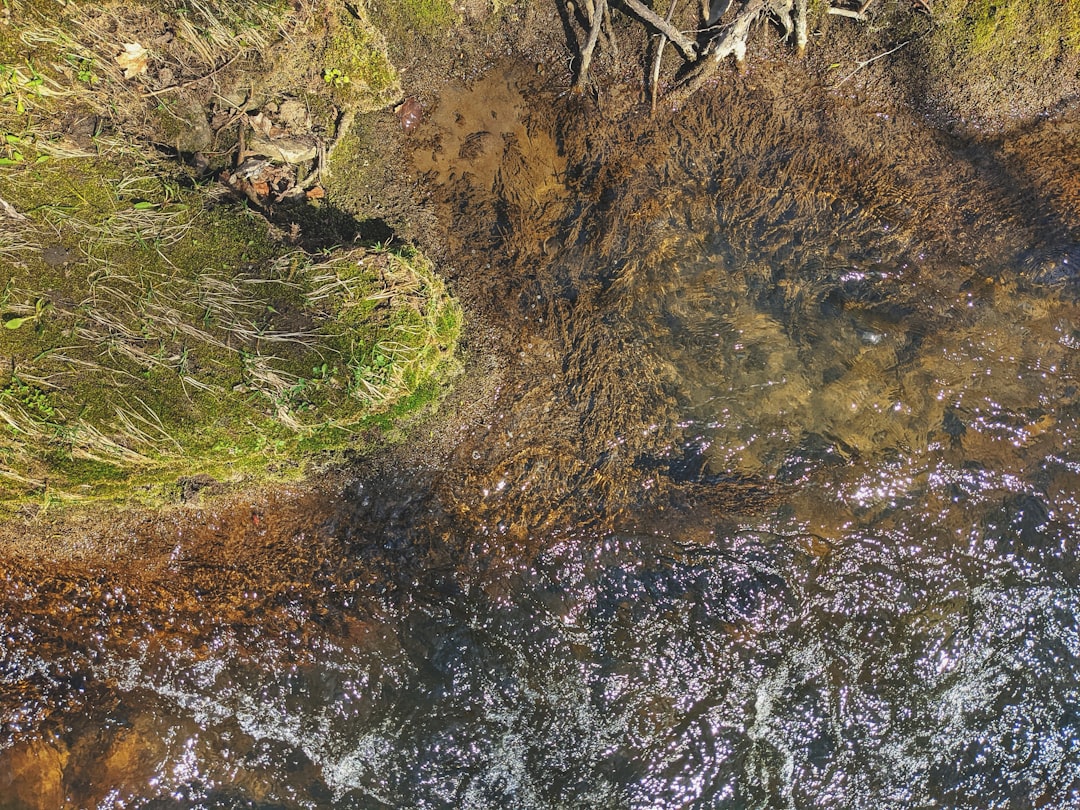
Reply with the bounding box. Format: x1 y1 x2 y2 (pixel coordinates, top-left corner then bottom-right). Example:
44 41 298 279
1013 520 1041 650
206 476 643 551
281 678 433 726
63 54 95 86
0 61 66 114
0 132 48 166
0 133 23 166
2 297 50 331
322 67 350 87
0 378 58 423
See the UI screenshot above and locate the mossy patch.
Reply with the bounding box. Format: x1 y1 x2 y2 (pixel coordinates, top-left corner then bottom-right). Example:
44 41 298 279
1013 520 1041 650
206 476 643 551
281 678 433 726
0 153 461 514
320 3 401 112
368 0 458 43
0 0 467 517
924 0 1080 85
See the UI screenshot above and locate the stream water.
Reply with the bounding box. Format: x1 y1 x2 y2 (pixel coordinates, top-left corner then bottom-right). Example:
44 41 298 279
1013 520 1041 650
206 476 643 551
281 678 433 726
4 62 1080 808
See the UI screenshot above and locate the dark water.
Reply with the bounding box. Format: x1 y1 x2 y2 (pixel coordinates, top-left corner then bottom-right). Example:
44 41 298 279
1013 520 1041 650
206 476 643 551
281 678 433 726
5 66 1080 808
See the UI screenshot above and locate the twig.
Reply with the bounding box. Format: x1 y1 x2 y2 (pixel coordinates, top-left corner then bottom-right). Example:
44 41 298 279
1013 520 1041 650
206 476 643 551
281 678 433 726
650 0 679 114
141 54 240 98
826 0 876 21
620 0 698 62
831 38 910 88
827 7 865 19
575 0 608 90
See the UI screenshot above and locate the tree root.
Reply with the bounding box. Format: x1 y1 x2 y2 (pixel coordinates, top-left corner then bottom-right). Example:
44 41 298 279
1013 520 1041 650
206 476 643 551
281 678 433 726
571 0 813 110
649 0 679 114
575 0 608 90
665 0 769 110
621 0 698 62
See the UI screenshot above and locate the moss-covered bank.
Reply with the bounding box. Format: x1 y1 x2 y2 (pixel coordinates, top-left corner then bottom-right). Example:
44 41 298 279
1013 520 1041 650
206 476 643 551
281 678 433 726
0 150 461 513
0 0 463 516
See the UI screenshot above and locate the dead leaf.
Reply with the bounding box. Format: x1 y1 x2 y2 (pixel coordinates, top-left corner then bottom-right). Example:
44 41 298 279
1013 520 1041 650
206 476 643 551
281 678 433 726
115 43 149 79
247 112 275 138
0 194 27 221
252 180 270 197
305 186 325 200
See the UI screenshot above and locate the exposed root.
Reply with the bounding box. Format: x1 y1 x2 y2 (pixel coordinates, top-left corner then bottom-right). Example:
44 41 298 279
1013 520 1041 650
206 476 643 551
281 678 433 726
575 0 608 90
570 0 813 109
140 54 241 98
649 0 679 114
666 0 769 109
621 0 699 62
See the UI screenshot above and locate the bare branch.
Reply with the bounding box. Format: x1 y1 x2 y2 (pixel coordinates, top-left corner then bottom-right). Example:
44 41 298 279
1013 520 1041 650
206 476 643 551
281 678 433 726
620 0 699 62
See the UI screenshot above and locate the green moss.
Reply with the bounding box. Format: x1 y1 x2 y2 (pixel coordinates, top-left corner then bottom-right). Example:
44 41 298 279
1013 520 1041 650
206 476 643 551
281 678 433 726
930 0 1080 65
369 0 458 43
908 0 1080 121
321 4 400 111
0 152 461 515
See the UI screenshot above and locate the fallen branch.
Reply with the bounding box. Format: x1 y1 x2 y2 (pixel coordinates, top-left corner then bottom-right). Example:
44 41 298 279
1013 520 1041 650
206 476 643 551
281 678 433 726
830 38 910 88
620 0 698 62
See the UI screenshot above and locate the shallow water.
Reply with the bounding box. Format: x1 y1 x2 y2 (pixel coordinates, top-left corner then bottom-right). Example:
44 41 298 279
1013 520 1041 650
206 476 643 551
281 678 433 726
4 65 1080 808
